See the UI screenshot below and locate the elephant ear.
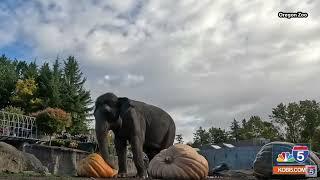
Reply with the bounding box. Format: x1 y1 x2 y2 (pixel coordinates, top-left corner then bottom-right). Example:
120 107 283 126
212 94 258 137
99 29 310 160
118 97 134 115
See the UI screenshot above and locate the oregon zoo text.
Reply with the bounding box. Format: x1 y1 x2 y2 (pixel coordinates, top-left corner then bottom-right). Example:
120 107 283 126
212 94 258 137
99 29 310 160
278 12 308 19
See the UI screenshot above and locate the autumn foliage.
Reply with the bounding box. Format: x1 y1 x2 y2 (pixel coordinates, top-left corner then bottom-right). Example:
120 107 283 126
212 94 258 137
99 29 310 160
32 108 72 136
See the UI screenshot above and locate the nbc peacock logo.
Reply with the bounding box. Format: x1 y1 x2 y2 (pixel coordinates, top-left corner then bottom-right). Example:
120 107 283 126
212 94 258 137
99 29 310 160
276 145 309 164
276 152 295 163
273 145 314 176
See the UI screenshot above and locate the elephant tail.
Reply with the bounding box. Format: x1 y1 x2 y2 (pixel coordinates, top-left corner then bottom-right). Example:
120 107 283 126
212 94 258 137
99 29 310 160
161 121 176 149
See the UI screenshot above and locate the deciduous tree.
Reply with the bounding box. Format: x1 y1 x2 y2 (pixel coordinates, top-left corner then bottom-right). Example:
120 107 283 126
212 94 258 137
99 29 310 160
32 108 72 145
242 116 281 141
271 100 320 143
299 100 320 142
11 78 42 113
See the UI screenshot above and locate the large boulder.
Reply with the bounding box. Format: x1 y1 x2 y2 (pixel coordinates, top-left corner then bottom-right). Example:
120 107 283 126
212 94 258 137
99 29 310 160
0 142 48 174
253 141 320 179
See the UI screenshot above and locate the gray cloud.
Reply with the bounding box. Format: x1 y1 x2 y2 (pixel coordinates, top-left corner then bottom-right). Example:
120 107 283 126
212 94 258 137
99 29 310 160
1 0 320 141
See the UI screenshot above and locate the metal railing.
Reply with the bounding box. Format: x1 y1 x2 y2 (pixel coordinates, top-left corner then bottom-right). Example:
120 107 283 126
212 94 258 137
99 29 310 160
0 111 38 140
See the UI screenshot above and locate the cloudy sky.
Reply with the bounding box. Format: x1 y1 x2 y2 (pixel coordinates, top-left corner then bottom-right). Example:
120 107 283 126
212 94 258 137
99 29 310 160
1 0 320 142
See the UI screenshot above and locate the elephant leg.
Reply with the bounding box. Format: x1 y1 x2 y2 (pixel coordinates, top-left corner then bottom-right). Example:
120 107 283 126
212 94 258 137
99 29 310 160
115 137 127 177
161 124 176 149
131 136 147 178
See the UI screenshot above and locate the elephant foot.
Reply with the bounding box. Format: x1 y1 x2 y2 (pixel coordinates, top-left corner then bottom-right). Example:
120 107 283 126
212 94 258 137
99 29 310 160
116 172 128 178
135 172 148 179
137 176 147 179
135 175 147 179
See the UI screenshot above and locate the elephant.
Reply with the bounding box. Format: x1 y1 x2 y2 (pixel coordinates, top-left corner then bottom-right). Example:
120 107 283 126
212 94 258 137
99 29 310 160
94 92 176 178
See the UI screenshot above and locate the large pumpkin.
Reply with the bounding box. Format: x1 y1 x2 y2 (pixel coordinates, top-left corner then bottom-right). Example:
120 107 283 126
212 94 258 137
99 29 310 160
148 144 209 179
76 153 118 178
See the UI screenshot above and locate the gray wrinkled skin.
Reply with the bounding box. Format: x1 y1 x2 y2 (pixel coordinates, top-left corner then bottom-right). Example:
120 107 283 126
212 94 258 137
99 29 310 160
94 92 176 178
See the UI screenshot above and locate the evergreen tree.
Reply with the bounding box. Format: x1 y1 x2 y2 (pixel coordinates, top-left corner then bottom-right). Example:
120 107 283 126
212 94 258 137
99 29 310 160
0 55 18 109
192 126 210 147
61 56 92 135
175 134 184 144
12 60 28 79
241 118 247 129
230 119 241 142
28 61 38 77
37 63 52 109
239 118 248 140
208 127 229 144
25 61 38 79
49 59 63 108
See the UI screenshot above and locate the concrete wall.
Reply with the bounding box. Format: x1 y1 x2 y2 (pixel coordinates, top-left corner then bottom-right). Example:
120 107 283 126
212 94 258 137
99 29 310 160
23 144 137 176
200 146 261 170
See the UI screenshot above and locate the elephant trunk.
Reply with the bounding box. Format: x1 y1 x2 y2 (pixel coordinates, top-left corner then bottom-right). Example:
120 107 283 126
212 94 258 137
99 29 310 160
95 122 116 169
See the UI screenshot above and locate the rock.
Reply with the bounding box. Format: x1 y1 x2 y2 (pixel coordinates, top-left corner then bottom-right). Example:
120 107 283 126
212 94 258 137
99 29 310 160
210 163 230 175
0 142 48 174
24 152 49 174
21 170 51 176
209 169 255 180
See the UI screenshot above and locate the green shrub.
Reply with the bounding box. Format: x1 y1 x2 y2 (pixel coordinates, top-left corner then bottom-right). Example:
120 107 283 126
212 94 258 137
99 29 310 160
48 139 79 149
31 108 72 136
68 141 78 149
50 139 66 147
3 106 25 115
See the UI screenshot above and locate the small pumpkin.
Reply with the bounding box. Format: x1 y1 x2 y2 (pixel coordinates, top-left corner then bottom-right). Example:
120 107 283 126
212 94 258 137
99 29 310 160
148 144 209 179
76 153 118 178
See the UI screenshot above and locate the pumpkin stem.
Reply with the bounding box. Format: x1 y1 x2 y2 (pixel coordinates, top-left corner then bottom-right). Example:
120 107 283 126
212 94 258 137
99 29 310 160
164 156 172 164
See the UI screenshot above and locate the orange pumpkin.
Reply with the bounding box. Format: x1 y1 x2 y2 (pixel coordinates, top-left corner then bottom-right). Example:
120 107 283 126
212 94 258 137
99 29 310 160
148 144 209 180
76 153 118 178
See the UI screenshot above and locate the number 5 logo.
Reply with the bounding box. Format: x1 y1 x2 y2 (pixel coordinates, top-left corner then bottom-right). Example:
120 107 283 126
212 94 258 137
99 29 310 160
296 151 305 161
292 146 309 163
306 165 317 177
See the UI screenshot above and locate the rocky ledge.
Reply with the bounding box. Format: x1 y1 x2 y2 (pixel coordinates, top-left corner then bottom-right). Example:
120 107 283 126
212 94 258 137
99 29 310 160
0 142 49 175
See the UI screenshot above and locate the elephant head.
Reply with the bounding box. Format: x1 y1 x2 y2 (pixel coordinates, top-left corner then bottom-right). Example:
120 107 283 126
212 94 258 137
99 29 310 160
93 92 131 168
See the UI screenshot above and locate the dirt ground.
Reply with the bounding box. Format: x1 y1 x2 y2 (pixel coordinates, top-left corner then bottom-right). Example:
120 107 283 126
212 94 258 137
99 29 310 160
2 176 320 180
0 173 255 180
0 175 256 180
0 178 252 180
2 173 320 180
